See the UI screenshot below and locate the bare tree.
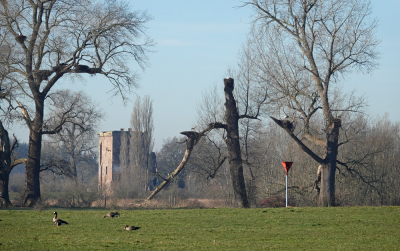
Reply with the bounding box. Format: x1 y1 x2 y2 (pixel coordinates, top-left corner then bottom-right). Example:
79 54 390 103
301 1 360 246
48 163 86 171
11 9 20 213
129 95 154 193
43 90 103 178
0 30 26 207
143 78 268 208
335 114 400 206
198 74 268 208
0 0 153 206
243 0 379 206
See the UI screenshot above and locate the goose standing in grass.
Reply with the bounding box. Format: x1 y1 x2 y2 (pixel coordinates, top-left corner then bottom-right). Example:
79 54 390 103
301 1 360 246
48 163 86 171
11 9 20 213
124 225 140 231
102 212 120 219
53 212 68 228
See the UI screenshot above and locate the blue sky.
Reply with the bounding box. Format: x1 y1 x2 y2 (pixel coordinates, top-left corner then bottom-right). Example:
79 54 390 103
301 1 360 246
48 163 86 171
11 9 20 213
78 0 253 151
13 0 400 151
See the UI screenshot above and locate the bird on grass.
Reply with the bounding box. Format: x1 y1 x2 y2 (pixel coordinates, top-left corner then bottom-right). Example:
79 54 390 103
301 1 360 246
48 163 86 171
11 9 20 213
53 212 68 228
102 212 120 219
124 225 140 231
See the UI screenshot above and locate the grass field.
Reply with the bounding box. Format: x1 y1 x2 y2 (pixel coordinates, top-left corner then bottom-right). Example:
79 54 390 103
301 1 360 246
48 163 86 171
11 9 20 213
0 206 399 250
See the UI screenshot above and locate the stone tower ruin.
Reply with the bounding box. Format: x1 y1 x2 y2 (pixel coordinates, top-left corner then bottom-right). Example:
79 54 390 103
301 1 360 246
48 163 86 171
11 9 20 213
98 128 157 194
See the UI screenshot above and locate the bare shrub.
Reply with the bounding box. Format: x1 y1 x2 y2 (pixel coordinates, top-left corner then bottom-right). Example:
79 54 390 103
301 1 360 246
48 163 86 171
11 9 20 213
38 171 99 207
258 195 285 208
56 180 99 207
184 199 206 209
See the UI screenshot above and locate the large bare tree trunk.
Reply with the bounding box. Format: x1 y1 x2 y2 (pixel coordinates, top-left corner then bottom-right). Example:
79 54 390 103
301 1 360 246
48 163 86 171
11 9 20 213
224 78 249 208
0 170 11 207
24 99 44 207
319 162 336 206
319 119 341 206
24 131 42 206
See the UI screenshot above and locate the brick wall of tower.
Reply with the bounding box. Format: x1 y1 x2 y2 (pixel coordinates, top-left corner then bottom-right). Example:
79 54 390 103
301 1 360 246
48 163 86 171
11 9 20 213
98 131 113 193
98 130 130 194
98 128 158 194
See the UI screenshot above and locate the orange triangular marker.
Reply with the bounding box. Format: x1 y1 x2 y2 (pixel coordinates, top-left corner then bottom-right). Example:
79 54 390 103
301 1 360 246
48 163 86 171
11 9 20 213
281 162 293 175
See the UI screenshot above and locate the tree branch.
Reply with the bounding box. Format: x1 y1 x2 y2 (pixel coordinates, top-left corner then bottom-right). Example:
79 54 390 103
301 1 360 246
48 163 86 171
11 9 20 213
270 116 324 163
141 130 201 204
17 100 32 130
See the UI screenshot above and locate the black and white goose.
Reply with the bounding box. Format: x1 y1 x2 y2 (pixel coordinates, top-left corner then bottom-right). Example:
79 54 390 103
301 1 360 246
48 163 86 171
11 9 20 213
124 225 140 231
53 212 68 227
102 212 120 219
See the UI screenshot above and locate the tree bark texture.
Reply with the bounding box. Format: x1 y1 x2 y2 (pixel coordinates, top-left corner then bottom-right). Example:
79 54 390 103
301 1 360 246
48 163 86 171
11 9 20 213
0 123 12 207
223 78 250 208
319 119 341 206
0 122 26 207
0 170 11 207
24 98 45 207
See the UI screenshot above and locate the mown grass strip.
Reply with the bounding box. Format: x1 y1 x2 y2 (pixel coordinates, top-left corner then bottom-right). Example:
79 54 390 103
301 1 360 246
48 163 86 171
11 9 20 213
0 206 399 250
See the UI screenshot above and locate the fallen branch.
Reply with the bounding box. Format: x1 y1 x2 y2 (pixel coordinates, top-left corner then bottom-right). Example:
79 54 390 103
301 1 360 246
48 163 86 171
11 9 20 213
140 131 199 205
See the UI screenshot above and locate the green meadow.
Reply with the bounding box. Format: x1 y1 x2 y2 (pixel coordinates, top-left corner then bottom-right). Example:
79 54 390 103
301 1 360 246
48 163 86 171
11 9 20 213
0 206 399 250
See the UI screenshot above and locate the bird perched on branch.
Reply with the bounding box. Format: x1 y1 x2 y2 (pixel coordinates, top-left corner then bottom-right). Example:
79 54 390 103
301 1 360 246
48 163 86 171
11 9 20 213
125 225 140 231
102 212 120 219
53 212 68 228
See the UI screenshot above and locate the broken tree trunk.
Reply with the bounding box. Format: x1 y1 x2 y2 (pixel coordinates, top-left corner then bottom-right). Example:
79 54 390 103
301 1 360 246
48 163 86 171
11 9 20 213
270 116 341 206
140 78 251 208
0 122 26 207
223 78 250 208
0 121 13 207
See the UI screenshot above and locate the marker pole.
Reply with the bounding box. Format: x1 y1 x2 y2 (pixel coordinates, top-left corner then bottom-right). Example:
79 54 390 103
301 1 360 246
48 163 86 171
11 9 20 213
286 173 288 207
